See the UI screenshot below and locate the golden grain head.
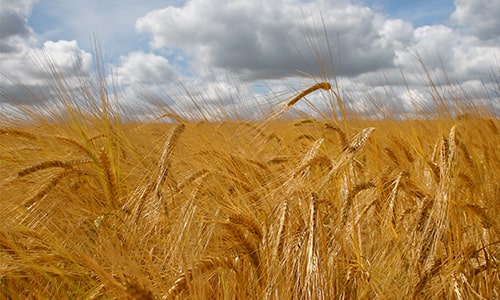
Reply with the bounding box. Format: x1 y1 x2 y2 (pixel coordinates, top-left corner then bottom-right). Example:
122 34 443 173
1 74 497 299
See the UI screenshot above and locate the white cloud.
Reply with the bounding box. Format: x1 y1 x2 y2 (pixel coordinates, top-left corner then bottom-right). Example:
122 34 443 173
136 0 414 79
33 40 93 77
451 0 500 41
1 0 498 118
108 51 182 113
391 24 499 85
113 51 178 85
0 0 36 53
6 40 92 84
27 0 181 54
0 0 36 13
1 40 92 103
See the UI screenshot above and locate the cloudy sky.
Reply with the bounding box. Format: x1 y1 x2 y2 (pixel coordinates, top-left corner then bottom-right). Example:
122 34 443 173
0 0 499 120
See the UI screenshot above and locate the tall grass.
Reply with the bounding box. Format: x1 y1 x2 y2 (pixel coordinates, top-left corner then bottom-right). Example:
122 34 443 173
0 46 499 299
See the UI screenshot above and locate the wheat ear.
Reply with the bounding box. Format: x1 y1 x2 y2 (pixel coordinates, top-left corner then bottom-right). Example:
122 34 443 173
462 203 498 232
270 200 288 263
293 137 325 177
384 172 405 227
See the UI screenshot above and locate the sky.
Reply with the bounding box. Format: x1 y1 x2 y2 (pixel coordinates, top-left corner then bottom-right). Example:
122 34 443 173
0 0 499 120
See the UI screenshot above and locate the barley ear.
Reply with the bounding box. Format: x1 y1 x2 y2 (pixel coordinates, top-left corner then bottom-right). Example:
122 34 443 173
0 128 38 140
155 123 185 213
324 123 348 149
99 147 119 207
165 256 239 298
286 82 331 108
320 127 375 189
266 82 331 123
23 169 91 207
18 160 75 177
305 193 319 290
293 137 325 177
124 276 155 300
229 214 264 242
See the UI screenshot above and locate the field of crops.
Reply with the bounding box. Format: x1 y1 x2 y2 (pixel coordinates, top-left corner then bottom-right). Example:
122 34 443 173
0 78 499 299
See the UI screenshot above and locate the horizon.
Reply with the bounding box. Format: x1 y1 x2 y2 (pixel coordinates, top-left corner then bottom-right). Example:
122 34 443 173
0 0 499 120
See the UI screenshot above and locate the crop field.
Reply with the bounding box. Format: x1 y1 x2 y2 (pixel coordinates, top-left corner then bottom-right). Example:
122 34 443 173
0 72 499 299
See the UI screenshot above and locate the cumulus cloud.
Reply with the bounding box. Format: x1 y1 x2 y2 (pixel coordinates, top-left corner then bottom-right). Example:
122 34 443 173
0 0 97 104
5 40 92 84
134 0 499 117
1 0 498 118
0 0 36 13
114 51 178 85
0 11 31 39
0 0 35 53
1 40 92 103
388 24 499 86
34 40 93 77
451 0 500 41
136 0 414 79
109 51 183 112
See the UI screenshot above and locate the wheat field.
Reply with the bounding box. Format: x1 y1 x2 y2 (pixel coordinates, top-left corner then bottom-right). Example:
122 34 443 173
0 66 499 300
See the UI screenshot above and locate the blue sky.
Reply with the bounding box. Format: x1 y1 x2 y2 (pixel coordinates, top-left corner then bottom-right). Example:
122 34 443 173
26 0 170 55
25 0 456 55
363 0 455 26
1 0 499 119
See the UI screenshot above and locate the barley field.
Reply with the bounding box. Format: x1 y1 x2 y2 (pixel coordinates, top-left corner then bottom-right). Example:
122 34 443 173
0 70 499 299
